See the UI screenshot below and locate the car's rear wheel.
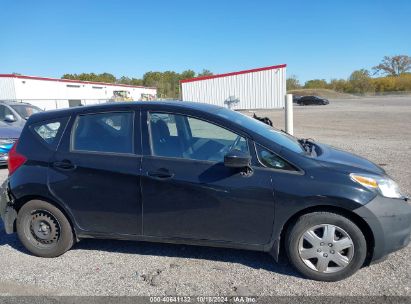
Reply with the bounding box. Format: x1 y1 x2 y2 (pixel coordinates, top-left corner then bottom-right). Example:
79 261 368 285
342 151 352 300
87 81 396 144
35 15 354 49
17 200 74 257
285 212 367 281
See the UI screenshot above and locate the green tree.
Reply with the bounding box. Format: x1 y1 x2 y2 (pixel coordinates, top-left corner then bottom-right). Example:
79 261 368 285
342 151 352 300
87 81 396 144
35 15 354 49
117 76 132 85
304 79 328 89
348 69 374 94
61 69 213 99
130 78 143 86
61 74 76 80
197 69 213 77
286 75 301 90
180 70 196 80
97 73 116 83
329 79 348 92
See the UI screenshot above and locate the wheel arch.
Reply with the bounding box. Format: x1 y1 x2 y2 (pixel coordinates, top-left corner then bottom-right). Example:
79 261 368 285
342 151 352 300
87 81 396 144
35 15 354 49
12 195 78 241
273 205 375 266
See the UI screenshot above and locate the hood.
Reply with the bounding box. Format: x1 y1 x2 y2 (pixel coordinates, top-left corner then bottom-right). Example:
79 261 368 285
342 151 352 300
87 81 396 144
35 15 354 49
0 121 23 139
314 143 385 175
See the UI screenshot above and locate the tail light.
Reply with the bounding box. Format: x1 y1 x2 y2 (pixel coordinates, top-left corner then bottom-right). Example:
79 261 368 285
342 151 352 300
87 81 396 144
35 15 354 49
8 140 27 176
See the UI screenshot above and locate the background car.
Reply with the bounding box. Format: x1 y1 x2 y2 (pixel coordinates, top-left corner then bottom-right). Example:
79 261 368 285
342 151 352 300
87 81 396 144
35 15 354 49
0 121 22 164
297 96 329 106
0 101 43 126
292 95 302 103
0 101 42 164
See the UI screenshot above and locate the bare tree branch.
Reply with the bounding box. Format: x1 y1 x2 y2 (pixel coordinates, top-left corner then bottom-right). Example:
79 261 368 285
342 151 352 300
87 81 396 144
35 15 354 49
372 55 411 76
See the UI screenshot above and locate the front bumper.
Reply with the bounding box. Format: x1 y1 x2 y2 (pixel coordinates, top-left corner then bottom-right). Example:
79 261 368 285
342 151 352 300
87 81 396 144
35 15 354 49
0 179 16 234
0 142 13 164
354 195 411 263
0 152 9 164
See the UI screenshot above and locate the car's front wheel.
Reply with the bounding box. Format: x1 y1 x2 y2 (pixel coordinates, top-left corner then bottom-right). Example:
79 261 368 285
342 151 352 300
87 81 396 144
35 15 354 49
285 211 367 281
17 200 74 257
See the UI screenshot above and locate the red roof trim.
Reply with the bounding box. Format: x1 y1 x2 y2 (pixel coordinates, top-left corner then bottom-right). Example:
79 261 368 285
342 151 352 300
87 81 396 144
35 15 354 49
0 74 157 89
180 64 287 84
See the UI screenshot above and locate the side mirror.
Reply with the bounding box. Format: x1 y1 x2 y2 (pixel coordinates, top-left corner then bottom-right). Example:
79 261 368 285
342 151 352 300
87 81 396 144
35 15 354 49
4 114 16 122
224 149 251 168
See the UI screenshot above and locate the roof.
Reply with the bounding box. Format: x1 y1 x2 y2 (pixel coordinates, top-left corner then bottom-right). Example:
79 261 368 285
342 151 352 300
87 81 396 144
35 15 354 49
180 64 287 84
0 100 34 106
0 74 156 90
28 100 224 122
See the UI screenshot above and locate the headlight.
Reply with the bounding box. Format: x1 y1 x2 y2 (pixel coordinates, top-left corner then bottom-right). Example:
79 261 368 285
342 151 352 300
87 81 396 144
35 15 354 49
350 173 403 199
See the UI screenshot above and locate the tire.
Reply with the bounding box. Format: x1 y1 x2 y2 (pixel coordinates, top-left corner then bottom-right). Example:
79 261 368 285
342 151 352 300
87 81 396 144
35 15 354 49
285 212 367 281
17 200 74 258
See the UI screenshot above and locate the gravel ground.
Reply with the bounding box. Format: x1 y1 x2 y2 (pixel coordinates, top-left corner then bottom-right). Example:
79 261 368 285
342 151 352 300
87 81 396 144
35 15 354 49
0 96 410 296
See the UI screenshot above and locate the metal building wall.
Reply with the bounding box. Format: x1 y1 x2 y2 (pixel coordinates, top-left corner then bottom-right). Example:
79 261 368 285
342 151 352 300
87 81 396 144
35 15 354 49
0 77 17 99
181 65 286 110
0 75 157 110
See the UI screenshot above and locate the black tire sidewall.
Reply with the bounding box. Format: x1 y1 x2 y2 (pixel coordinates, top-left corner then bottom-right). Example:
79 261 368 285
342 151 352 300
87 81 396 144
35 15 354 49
286 212 367 281
17 200 73 258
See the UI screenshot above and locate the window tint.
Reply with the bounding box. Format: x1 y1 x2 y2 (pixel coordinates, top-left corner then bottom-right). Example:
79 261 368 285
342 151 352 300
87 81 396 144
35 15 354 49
72 112 134 154
256 144 297 171
32 117 69 149
149 113 248 162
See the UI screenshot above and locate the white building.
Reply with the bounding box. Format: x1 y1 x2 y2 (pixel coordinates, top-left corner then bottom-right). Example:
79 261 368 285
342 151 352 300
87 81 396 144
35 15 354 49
180 64 286 110
0 74 157 110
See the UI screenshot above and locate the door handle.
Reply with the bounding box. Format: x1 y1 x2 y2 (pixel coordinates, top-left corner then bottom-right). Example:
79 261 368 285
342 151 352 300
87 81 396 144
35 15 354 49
147 170 174 180
53 160 76 171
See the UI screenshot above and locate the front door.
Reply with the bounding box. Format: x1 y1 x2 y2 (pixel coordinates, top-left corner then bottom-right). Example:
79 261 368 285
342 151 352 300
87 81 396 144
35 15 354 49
48 110 143 235
141 111 275 245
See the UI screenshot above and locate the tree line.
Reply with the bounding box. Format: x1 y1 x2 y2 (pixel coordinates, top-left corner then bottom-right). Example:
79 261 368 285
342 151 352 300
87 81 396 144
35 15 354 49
61 55 411 98
61 69 213 99
287 55 411 94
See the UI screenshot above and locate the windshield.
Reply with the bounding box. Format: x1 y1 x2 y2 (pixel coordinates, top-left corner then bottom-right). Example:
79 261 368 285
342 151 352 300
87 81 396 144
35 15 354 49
216 108 304 154
11 105 42 119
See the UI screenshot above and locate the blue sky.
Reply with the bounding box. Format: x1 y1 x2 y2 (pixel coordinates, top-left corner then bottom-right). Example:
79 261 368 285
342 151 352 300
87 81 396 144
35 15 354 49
1 0 410 83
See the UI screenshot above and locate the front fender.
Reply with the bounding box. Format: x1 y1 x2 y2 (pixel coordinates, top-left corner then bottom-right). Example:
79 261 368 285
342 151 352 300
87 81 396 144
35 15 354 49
266 194 368 261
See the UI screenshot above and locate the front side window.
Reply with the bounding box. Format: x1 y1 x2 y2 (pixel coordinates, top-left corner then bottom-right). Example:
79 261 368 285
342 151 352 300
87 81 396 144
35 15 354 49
215 108 304 154
256 144 297 171
72 112 134 154
149 112 248 162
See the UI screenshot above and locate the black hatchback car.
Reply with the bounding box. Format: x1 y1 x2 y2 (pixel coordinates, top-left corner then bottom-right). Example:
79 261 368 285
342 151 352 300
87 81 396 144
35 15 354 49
1 101 410 282
298 96 329 106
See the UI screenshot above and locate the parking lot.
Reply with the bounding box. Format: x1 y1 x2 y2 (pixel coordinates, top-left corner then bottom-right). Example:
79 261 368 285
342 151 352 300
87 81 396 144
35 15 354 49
0 96 410 296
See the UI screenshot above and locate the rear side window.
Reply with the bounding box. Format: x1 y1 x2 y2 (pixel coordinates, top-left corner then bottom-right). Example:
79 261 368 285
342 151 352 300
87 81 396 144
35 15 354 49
31 117 69 149
71 112 134 154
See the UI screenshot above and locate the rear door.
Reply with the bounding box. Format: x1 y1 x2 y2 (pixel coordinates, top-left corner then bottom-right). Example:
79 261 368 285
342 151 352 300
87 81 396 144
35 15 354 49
48 109 143 236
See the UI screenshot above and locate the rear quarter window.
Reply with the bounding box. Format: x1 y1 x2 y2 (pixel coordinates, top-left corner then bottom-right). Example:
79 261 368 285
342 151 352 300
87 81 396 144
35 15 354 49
31 117 69 150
